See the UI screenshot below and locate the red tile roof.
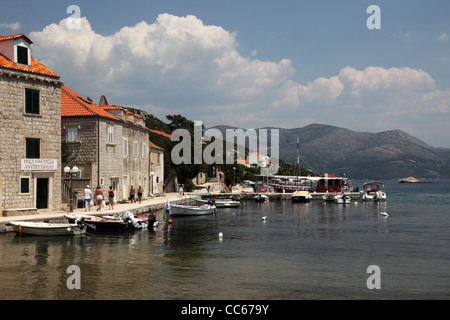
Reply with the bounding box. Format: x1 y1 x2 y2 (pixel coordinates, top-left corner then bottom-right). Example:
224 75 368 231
61 86 120 120
0 33 33 43
0 33 59 78
150 129 172 139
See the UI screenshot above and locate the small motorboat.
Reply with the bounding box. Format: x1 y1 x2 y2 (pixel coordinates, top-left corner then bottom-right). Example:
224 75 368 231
360 182 387 202
65 211 150 232
291 190 311 203
334 193 351 204
165 199 216 217
196 196 243 208
10 218 86 236
255 194 269 203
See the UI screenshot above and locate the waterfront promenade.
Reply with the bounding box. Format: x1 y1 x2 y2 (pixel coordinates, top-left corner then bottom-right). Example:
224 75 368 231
0 192 185 233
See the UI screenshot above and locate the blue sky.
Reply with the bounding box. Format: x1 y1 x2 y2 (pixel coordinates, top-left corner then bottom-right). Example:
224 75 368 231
2 0 450 147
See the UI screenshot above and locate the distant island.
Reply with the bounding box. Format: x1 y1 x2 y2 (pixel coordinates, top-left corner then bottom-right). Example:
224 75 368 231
398 177 432 183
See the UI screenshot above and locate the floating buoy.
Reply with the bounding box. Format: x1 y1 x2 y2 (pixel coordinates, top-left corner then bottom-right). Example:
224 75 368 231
380 212 389 217
262 216 267 220
66 227 71 232
168 219 173 225
219 232 223 238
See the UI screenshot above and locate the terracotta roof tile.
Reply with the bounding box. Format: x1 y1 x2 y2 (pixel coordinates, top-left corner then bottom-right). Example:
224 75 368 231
61 86 120 120
0 54 60 78
0 34 58 78
150 129 172 139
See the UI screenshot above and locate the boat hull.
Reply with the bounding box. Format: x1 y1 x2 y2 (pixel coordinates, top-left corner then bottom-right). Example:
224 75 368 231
65 212 152 232
196 199 241 208
10 221 86 236
167 204 216 217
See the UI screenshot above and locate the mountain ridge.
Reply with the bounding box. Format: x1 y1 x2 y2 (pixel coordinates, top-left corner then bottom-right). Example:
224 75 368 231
209 123 450 179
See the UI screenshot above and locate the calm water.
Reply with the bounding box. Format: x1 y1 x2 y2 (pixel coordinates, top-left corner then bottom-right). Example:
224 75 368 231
1 180 449 300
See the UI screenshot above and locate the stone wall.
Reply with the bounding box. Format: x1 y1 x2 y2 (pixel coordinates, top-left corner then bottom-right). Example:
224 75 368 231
0 70 63 215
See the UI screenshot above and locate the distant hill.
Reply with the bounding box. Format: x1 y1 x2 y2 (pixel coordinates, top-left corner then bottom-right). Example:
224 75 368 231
210 123 450 179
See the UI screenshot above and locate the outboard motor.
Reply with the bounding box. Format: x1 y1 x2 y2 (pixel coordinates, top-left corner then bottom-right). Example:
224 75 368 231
121 211 143 229
75 217 85 225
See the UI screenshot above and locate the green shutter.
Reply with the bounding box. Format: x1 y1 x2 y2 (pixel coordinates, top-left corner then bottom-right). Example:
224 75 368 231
26 138 40 159
17 46 28 65
25 89 40 114
20 178 30 193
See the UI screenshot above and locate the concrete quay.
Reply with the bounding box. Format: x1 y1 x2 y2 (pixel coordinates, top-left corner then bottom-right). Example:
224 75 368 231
0 192 188 233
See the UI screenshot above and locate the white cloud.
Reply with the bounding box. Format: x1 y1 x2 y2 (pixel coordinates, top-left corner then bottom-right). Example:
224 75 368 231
0 22 21 31
28 14 450 147
30 14 293 108
438 32 448 41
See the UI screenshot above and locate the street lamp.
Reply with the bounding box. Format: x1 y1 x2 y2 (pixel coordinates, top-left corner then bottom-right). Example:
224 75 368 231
64 166 79 212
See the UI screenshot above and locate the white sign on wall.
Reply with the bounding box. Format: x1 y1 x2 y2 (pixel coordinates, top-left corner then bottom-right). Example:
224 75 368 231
21 159 58 171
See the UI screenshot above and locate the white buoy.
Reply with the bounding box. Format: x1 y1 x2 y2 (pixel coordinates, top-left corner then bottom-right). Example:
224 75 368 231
219 232 223 238
262 216 267 220
380 212 389 217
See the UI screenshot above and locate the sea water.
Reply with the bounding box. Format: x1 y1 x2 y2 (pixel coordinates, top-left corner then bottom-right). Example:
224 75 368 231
0 180 449 300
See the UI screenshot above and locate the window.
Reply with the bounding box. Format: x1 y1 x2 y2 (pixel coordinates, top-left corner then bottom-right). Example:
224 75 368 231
142 143 147 159
17 46 29 65
25 88 40 115
26 138 40 159
20 177 30 194
108 126 114 144
67 127 78 142
123 138 128 157
133 141 138 158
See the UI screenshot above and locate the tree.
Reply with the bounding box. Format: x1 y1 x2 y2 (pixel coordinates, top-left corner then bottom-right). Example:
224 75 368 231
61 140 74 164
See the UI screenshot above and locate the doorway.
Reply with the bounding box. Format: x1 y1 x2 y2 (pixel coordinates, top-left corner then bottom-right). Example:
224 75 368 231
36 178 48 209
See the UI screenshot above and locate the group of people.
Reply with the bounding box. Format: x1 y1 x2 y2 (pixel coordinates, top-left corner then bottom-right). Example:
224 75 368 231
83 185 144 211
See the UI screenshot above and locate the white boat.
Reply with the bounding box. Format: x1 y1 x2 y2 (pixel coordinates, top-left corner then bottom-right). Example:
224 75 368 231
333 193 351 204
291 190 311 203
255 194 269 202
196 196 243 208
360 182 387 202
166 199 216 217
323 192 351 204
10 219 86 236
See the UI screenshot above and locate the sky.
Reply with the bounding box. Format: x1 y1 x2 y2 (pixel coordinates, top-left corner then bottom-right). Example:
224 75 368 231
1 0 450 147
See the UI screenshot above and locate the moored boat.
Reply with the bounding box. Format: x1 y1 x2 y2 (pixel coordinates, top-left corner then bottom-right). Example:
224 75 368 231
65 211 151 232
255 194 269 202
165 199 216 217
291 190 311 203
196 196 243 208
360 182 387 202
10 218 86 236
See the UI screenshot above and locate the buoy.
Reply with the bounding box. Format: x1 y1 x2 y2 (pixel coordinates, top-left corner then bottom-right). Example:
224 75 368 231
380 212 389 217
219 232 223 238
66 227 71 232
168 219 173 225
262 216 267 220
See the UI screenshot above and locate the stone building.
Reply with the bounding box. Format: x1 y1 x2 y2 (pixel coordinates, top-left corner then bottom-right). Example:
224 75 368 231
149 141 164 194
0 33 63 216
61 86 163 202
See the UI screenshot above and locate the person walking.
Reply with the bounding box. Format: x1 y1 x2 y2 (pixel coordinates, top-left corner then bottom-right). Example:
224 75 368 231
108 186 115 210
84 185 92 211
94 186 104 211
138 186 143 204
129 185 136 203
